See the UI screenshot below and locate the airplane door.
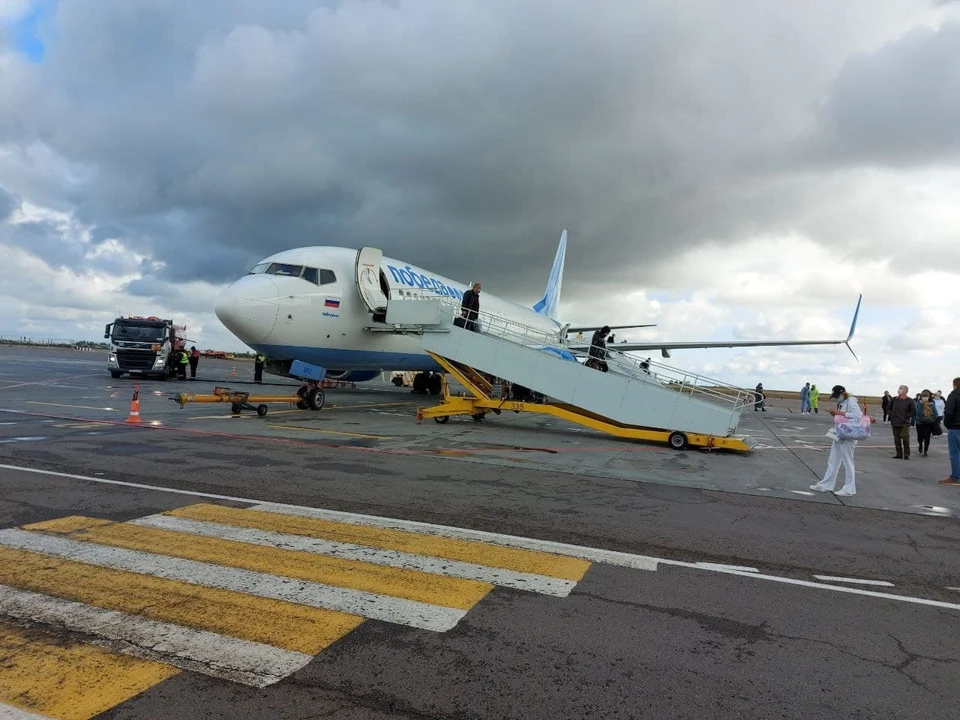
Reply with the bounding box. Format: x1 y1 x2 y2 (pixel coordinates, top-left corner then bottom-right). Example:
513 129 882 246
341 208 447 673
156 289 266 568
355 247 389 314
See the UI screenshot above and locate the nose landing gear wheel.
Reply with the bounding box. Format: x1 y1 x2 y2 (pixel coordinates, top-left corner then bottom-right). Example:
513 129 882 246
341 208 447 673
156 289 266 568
668 431 688 450
307 387 325 411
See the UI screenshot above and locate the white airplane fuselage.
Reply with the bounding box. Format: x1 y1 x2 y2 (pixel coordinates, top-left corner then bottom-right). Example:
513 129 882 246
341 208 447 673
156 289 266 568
214 246 562 376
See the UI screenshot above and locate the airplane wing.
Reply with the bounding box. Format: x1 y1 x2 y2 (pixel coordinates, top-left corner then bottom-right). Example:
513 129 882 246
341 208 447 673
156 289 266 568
566 324 657 333
568 295 862 361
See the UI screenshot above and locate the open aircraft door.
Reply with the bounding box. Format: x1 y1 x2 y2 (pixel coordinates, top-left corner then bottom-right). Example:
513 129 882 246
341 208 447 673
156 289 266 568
355 247 389 314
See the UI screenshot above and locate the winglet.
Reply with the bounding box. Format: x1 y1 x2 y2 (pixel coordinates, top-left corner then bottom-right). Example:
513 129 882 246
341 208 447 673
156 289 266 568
533 229 567 321
844 294 862 363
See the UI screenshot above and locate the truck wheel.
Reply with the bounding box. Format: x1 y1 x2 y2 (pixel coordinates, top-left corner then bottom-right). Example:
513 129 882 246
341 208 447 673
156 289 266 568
307 387 325 411
256 404 268 417
231 403 242 414
668 432 688 450
110 371 122 379
434 415 450 424
428 374 443 396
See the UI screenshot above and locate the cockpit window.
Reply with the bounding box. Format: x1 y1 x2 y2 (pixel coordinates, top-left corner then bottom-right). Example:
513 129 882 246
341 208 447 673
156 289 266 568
248 263 270 274
302 267 319 285
266 263 303 277
319 269 337 285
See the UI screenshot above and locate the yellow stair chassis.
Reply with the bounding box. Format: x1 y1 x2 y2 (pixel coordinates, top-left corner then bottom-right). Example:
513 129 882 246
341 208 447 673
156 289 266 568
419 354 752 452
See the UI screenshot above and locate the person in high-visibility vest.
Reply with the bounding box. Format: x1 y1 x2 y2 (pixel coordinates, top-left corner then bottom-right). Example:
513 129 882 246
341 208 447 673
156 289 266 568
254 354 266 384
178 348 189 380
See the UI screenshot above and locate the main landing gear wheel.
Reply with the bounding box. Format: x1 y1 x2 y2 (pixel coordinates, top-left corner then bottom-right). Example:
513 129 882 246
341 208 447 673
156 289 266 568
412 373 428 394
434 415 450 424
307 387 325 411
668 431 688 450
428 374 443 396
256 404 268 417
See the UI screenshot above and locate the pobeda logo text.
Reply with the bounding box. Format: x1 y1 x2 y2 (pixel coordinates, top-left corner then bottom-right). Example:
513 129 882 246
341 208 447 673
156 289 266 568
386 265 463 299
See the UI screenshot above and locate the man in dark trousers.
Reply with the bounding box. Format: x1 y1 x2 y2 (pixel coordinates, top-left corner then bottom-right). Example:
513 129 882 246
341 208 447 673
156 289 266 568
881 390 892 422
254 353 266 384
754 383 766 411
189 346 200 380
460 282 481 332
889 384 916 459
942 378 960 486
587 326 610 372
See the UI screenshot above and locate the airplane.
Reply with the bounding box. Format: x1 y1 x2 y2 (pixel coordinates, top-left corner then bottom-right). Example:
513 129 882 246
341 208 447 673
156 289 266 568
214 231 861 394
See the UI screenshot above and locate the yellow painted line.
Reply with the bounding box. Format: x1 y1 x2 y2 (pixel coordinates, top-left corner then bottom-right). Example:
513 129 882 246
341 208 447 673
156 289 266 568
0 546 362 655
0 620 177 720
168 504 591 581
28 402 118 412
266 424 391 440
27 517 490 611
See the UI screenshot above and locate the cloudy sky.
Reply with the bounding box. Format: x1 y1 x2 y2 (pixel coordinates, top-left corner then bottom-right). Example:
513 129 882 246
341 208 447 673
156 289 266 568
1 0 958 395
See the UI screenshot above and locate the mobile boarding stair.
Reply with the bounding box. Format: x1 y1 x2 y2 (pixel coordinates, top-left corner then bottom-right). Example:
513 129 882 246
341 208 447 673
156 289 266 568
382 298 756 452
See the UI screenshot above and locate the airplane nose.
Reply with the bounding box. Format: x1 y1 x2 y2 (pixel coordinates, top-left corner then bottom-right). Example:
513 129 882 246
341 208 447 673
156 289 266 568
214 277 280 344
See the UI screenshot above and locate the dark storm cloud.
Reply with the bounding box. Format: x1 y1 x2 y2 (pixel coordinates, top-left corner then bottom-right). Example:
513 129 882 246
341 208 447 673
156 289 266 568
812 22 960 165
2 0 958 299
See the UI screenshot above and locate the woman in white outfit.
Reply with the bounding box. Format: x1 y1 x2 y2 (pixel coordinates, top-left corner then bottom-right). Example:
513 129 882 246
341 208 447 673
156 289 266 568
810 385 862 497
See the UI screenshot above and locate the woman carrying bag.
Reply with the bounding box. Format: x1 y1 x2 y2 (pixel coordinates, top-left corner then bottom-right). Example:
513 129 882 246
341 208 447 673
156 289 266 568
810 385 869 497
914 390 937 456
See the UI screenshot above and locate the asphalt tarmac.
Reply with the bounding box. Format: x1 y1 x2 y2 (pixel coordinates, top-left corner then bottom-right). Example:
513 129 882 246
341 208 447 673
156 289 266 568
0 346 958 719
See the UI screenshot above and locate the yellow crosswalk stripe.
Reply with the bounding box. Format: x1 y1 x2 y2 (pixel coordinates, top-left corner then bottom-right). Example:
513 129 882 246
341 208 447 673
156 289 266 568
27 516 492 610
0 546 363 655
165 504 592 581
0 620 177 720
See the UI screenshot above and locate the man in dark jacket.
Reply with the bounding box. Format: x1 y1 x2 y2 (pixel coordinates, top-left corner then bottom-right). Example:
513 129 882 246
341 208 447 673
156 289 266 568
881 390 891 422
460 282 481 332
888 385 916 459
587 326 610 372
941 378 960 485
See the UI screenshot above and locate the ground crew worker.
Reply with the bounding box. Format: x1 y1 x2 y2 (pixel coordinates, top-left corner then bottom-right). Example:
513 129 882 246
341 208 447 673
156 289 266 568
177 348 189 380
810 384 820 414
254 353 266 384
189 346 200 379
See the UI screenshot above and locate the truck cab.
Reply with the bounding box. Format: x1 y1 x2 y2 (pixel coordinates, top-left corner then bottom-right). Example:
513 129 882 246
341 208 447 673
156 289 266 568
105 316 184 379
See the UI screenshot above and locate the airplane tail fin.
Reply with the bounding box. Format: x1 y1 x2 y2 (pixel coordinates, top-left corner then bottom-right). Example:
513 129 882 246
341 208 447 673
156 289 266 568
532 229 567 321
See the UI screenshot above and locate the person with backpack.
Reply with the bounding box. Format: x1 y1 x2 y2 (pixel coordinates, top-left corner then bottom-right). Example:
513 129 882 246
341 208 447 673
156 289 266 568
914 390 937 457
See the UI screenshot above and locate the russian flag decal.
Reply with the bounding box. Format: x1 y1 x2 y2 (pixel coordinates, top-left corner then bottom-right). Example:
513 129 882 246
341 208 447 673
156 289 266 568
324 297 341 308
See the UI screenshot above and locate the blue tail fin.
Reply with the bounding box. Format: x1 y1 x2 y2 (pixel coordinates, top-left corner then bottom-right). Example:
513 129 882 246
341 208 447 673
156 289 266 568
532 230 567 320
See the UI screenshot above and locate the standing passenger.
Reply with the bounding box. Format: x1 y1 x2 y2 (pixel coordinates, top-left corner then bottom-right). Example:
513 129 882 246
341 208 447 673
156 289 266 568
888 385 916 459
810 385 862 497
800 383 811 414
254 353 266 384
881 390 892 423
754 383 766 412
915 390 936 457
941 378 960 486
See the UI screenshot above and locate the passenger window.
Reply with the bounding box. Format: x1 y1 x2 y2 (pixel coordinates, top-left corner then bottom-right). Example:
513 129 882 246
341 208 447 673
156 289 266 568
302 267 319 285
319 269 337 285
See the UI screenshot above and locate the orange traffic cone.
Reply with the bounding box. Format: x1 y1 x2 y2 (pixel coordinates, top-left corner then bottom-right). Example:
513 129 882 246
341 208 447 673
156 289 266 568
125 386 142 424
231 366 237 379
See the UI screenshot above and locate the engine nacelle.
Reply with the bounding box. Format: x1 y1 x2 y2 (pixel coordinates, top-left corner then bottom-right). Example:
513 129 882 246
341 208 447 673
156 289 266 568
325 370 382 383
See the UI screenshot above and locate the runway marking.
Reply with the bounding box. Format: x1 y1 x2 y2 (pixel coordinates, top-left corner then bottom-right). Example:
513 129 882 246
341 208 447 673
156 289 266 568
27 402 118 412
812 575 896 587
186 410 302 420
0 621 177 720
0 545 362 655
325 402 417 410
132 514 577 596
266 424 391 440
0 437 47 444
0 529 464 632
30 516 493 610
169 504 591 581
1 464 959 612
